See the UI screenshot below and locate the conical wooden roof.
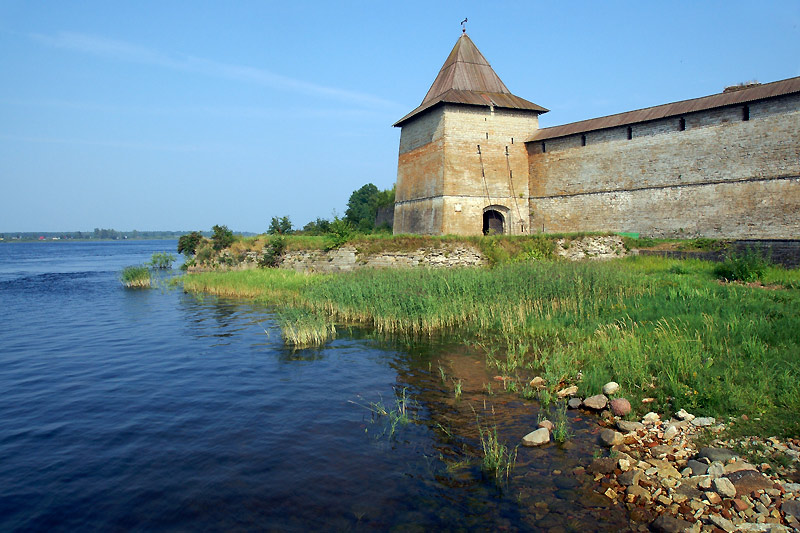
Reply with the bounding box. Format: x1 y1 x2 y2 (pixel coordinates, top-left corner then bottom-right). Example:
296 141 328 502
394 34 547 127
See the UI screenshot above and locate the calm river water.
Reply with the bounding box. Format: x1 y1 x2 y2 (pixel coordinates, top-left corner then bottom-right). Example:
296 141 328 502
0 240 631 531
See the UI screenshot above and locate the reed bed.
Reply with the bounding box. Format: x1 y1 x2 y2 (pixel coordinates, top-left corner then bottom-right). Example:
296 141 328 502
183 256 800 436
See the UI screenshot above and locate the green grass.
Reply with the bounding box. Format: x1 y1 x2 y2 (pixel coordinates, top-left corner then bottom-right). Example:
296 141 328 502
183 254 800 437
476 409 518 484
120 265 151 288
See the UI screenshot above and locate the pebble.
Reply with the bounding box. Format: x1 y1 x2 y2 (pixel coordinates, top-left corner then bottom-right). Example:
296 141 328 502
538 419 554 431
663 424 679 442
529 376 546 388
675 408 695 421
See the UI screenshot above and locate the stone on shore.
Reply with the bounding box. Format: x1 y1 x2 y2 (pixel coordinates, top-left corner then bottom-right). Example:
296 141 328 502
690 416 715 427
602 381 619 395
713 476 737 498
617 419 644 433
555 385 578 398
698 447 737 463
599 428 623 447
642 412 660 425
725 469 774 494
609 398 631 416
583 394 608 410
522 428 550 447
529 376 546 389
567 397 582 409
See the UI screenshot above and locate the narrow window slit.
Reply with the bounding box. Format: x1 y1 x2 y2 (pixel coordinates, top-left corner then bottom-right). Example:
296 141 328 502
626 127 632 140
581 134 586 146
679 118 686 131
743 105 750 121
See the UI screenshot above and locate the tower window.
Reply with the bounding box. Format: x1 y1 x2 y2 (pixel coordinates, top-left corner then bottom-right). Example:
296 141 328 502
743 105 750 121
541 142 546 153
511 137 514 144
679 118 686 131
486 132 488 139
581 134 586 146
626 126 632 140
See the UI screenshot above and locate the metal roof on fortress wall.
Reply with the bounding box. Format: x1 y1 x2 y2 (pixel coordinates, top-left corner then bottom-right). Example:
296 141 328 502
528 76 800 142
393 34 548 127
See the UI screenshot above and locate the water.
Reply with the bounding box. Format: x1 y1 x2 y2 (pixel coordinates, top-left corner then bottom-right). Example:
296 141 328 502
0 241 631 531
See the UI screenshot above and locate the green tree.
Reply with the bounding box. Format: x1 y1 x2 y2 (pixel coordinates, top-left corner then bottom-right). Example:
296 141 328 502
268 216 293 235
177 231 204 256
345 183 379 232
211 225 234 250
301 217 331 235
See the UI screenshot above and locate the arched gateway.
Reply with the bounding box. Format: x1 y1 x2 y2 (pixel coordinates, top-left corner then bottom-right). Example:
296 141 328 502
483 209 505 235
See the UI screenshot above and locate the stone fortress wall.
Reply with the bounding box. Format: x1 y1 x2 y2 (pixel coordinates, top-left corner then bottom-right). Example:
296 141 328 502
527 92 800 239
393 34 800 240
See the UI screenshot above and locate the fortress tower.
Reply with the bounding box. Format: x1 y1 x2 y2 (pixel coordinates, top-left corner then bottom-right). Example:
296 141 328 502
392 33 547 235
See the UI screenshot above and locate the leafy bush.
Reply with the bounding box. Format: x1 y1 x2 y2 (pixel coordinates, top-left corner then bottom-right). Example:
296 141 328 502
301 217 331 235
177 231 204 256
713 249 769 282
324 216 353 250
259 235 286 268
195 244 213 264
268 216 293 235
211 225 234 251
148 252 176 270
120 265 151 288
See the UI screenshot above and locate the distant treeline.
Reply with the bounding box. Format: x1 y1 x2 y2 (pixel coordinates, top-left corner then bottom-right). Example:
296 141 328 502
0 229 253 242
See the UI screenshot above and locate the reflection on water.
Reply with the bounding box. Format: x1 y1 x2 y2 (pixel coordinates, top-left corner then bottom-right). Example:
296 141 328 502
0 241 631 531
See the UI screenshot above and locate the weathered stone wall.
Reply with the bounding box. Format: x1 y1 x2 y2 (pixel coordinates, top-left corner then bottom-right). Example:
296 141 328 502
394 104 539 236
527 93 800 238
279 244 487 273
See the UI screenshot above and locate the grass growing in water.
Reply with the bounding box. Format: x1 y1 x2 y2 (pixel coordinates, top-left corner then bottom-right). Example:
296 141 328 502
352 387 416 439
120 265 151 288
184 255 800 436
476 408 518 484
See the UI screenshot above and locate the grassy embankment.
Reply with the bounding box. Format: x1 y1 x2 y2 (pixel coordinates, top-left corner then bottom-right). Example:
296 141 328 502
182 246 800 437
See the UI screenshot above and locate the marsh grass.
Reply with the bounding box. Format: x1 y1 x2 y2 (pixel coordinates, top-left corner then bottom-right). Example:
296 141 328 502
475 408 518 484
352 387 417 439
120 265 151 288
184 254 800 436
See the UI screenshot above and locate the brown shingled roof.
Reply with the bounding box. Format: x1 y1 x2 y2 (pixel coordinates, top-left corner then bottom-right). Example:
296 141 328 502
394 34 547 127
528 76 800 142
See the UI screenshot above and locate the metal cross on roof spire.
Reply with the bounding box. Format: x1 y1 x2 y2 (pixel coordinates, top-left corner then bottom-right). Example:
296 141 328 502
461 18 467 33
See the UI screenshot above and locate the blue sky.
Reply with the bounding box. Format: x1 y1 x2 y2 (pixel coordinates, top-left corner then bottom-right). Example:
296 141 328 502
1 1 798 233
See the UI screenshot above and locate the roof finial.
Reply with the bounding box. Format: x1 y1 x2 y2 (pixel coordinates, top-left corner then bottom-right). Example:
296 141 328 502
461 18 468 34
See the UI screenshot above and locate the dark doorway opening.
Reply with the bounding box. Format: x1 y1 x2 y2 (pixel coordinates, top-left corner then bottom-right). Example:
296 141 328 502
483 210 505 235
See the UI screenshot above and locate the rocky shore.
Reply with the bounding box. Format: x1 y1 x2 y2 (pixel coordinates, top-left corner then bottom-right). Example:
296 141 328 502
523 382 800 532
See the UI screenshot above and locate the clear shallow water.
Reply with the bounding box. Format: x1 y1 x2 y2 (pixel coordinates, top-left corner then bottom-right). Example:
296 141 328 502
0 241 630 531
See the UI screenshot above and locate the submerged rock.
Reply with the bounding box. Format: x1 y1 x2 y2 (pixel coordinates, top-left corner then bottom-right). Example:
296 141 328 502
649 514 692 533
